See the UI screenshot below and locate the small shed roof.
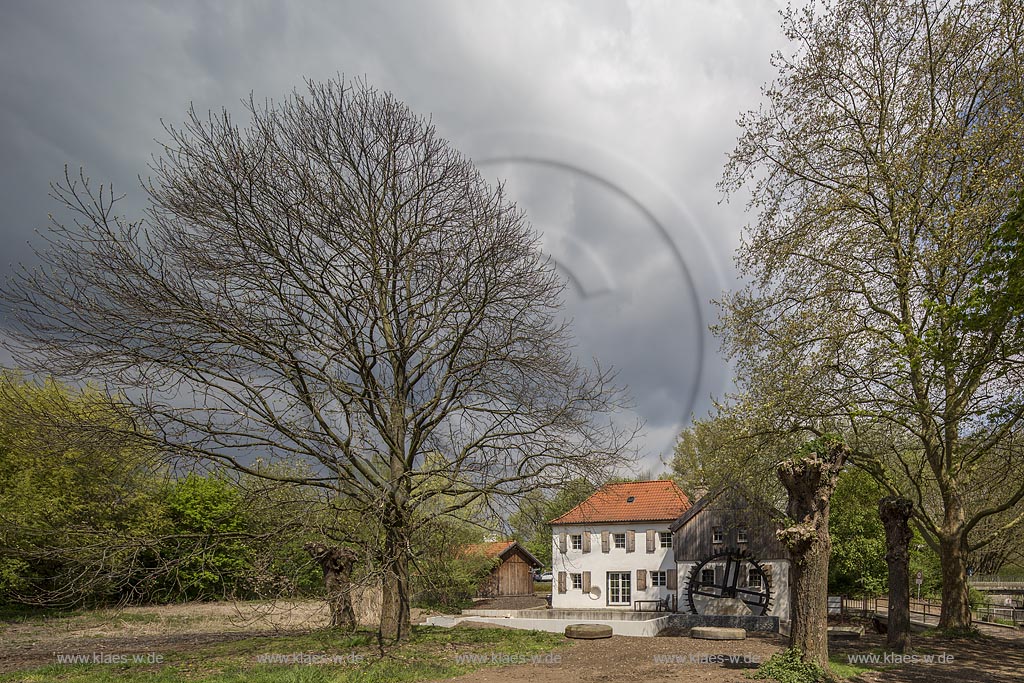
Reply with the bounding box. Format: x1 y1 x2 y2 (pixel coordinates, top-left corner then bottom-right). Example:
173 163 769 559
463 540 542 568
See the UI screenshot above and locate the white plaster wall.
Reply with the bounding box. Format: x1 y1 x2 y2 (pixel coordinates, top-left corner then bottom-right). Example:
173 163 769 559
676 558 790 621
551 523 677 610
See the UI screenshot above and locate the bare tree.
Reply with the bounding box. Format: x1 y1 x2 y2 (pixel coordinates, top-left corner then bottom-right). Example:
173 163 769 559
719 0 1024 631
1 78 634 641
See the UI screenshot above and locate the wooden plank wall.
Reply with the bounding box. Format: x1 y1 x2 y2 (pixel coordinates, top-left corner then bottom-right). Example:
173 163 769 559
675 492 789 561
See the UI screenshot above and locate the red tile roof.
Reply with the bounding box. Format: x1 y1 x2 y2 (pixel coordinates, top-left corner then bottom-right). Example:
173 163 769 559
462 540 542 567
463 540 517 559
549 480 691 525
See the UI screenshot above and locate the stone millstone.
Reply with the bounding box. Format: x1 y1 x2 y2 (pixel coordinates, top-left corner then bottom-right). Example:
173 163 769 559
690 626 747 640
564 623 613 639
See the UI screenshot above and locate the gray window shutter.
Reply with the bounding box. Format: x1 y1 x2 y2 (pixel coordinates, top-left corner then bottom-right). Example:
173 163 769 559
666 568 678 590
558 571 567 594
559 532 567 553
626 530 635 553
636 569 647 590
582 571 591 593
582 532 591 553
601 531 610 553
646 529 656 553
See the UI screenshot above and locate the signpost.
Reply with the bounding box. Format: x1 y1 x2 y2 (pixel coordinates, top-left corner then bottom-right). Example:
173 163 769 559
915 571 923 599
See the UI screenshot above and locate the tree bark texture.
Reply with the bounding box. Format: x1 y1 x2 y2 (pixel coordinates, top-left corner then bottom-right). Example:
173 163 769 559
776 441 848 670
879 496 913 652
304 542 358 629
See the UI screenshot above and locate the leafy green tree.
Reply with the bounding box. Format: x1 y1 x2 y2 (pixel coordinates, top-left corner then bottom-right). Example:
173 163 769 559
0 373 166 606
718 0 1024 630
150 472 251 601
829 469 887 596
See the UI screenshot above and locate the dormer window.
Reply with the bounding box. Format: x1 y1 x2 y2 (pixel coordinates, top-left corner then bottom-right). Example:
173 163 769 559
626 496 635 503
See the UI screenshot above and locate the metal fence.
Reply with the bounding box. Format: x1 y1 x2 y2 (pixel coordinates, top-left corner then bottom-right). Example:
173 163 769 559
838 596 1024 628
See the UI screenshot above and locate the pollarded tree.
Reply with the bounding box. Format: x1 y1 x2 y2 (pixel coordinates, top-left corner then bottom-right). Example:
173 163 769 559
719 0 1024 630
1 78 634 641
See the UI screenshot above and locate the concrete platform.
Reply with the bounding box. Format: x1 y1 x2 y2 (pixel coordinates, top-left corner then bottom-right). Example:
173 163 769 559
425 610 671 638
828 626 864 639
691 626 747 640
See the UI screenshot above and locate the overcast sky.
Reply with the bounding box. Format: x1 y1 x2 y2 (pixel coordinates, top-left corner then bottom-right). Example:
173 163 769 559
0 0 790 474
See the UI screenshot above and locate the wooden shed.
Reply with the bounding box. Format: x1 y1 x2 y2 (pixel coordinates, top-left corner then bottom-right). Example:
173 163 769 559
465 540 542 597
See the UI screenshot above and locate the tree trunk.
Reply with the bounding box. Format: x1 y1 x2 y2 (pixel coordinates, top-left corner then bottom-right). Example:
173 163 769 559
304 542 358 630
378 525 411 642
938 531 972 632
879 497 913 652
776 441 847 671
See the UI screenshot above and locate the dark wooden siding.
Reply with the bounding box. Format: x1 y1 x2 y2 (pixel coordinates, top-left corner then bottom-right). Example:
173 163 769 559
674 492 789 561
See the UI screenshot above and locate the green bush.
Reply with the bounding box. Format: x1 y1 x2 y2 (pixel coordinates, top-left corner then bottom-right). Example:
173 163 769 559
751 648 832 683
149 472 253 601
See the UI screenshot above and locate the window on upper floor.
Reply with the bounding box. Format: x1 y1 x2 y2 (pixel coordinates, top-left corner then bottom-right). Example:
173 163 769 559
659 531 673 548
613 532 626 549
737 527 749 543
570 534 582 551
712 527 724 544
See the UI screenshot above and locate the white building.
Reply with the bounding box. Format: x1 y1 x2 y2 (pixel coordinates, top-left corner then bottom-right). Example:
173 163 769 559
550 480 690 610
549 480 791 622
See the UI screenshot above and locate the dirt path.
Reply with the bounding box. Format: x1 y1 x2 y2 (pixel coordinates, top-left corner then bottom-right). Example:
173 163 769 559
438 629 1024 683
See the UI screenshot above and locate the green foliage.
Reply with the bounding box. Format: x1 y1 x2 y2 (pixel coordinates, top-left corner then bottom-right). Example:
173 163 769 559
149 472 252 601
412 544 498 612
829 469 888 596
0 373 167 605
751 648 832 683
0 372 336 606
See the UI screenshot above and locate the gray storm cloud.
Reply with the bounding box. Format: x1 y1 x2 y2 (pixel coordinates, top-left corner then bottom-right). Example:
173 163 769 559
0 0 789 471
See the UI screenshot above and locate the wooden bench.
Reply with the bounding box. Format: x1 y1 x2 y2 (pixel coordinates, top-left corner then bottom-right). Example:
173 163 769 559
633 599 667 612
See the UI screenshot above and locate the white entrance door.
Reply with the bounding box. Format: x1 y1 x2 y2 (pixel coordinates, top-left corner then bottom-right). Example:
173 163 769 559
607 571 631 605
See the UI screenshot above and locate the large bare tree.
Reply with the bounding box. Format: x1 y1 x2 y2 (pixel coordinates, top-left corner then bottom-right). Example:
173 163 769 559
719 0 1024 630
1 78 634 641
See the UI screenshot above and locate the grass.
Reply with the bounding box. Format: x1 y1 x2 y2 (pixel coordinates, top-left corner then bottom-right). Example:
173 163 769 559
0 625 567 683
827 655 874 679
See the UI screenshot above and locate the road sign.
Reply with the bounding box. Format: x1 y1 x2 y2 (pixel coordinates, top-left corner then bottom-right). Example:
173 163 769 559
915 571 923 585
